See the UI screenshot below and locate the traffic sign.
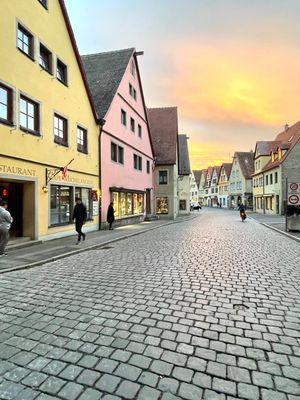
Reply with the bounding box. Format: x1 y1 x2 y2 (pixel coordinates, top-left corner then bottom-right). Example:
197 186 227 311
288 194 300 205
289 182 299 192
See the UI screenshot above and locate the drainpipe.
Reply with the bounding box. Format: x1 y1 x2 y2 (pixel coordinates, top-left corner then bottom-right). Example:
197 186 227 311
98 118 106 230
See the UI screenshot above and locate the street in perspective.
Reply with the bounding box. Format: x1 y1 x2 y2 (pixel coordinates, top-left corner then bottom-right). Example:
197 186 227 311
0 209 299 400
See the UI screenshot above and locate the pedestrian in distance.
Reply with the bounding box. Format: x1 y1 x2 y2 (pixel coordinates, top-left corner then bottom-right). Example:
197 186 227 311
107 202 115 230
72 198 87 244
238 203 247 221
0 200 13 256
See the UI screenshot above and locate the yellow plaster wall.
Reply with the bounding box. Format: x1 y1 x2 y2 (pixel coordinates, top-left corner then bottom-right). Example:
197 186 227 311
0 0 98 174
0 0 100 238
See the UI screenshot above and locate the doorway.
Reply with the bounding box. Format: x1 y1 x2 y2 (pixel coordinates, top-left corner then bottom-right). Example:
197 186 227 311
0 181 23 237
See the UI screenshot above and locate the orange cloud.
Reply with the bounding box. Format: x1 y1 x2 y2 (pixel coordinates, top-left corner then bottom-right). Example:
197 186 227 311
188 141 233 170
163 39 300 126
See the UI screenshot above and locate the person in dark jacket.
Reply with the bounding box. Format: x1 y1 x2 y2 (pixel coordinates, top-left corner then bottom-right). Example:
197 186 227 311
107 202 115 230
72 198 87 244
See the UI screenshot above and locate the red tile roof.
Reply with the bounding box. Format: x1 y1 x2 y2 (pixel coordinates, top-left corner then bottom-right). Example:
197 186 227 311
262 121 300 172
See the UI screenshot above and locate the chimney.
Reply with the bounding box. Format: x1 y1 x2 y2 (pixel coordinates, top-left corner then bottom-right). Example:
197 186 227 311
284 123 289 132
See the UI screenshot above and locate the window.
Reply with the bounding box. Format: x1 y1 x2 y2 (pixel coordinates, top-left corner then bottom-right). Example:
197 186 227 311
39 44 52 73
130 117 135 133
111 142 117 162
159 170 168 185
121 109 126 126
17 24 34 58
138 124 142 138
112 191 144 217
134 154 142 170
179 200 186 210
0 84 13 125
130 60 136 77
275 172 278 184
19 95 39 135
50 185 71 225
156 197 168 214
77 126 87 153
111 142 124 164
38 0 48 8
147 160 150 174
54 114 68 146
133 88 137 100
266 175 269 185
56 59 68 85
75 187 91 219
270 174 273 185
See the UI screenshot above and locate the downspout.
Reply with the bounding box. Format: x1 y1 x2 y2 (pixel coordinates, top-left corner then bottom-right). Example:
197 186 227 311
98 118 106 230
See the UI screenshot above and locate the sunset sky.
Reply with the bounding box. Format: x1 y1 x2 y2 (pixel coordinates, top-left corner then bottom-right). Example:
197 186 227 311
65 0 300 170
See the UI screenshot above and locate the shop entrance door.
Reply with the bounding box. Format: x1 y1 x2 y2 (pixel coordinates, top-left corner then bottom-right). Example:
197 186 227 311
0 182 23 237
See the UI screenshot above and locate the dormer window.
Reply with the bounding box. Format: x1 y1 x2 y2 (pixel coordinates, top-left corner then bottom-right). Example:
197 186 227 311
271 152 275 162
278 148 282 160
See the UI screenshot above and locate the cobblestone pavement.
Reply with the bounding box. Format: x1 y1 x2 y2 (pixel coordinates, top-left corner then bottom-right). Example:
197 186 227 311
0 208 299 400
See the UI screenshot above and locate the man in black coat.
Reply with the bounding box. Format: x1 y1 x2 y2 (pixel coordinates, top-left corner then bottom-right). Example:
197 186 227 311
72 198 87 244
107 202 115 230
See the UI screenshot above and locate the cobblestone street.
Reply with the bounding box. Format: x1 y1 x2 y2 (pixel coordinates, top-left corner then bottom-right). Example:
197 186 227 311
0 209 299 400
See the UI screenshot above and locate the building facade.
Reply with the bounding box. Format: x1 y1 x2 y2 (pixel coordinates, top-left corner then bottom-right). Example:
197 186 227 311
178 134 191 215
217 163 232 208
198 169 207 205
148 107 180 219
256 123 300 215
228 152 254 209
0 0 100 241
82 49 154 228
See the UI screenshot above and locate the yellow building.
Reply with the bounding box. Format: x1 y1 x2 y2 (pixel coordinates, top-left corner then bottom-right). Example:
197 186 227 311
0 0 100 241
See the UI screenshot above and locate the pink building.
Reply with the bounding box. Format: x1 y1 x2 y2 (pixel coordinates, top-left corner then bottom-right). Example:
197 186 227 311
82 48 154 228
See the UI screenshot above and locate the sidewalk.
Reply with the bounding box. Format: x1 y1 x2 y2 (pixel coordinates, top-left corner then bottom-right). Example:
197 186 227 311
0 214 198 274
248 211 300 242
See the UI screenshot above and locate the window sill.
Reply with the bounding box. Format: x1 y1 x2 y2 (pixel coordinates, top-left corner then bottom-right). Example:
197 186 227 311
20 127 41 137
56 78 68 87
40 65 53 76
0 118 14 127
54 139 68 147
17 47 35 62
78 148 88 155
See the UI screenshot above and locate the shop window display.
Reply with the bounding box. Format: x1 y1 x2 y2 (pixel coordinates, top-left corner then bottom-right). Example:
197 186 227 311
156 197 169 214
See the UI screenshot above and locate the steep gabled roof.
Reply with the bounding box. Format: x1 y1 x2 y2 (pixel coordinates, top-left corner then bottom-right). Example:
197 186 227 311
205 166 214 187
59 0 98 121
193 170 202 187
222 163 232 178
218 163 232 184
147 107 178 165
213 166 221 179
255 141 281 157
235 152 254 179
81 48 135 119
262 121 300 172
178 135 191 175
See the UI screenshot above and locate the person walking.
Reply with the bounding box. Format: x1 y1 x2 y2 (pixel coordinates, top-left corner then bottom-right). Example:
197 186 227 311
0 200 13 256
107 202 115 230
72 198 87 244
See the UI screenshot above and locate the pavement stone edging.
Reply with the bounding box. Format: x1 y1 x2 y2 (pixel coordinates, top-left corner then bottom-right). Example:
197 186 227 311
249 217 300 244
0 215 199 274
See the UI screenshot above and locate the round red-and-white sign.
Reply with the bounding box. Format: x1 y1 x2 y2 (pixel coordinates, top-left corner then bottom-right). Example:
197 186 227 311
289 183 299 191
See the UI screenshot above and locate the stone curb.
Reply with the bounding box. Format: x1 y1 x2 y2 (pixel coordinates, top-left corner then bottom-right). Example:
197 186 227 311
261 222 300 244
249 216 300 244
0 215 198 275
